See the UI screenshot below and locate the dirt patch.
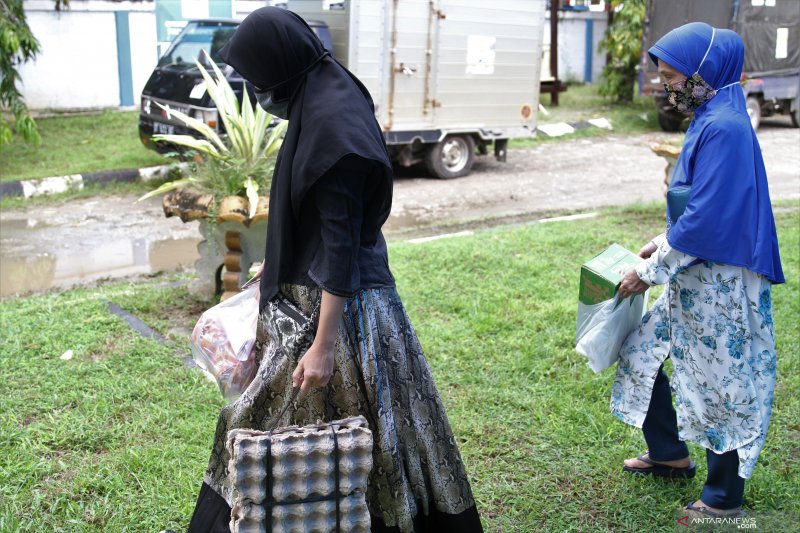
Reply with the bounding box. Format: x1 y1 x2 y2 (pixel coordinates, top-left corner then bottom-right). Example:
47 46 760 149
88 335 125 362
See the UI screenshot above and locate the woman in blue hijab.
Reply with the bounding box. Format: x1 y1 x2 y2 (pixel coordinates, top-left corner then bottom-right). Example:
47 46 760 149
613 22 784 518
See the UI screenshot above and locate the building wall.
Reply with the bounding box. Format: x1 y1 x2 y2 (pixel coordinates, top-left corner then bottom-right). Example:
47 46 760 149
544 9 608 84
130 10 160 104
20 0 158 110
20 8 123 109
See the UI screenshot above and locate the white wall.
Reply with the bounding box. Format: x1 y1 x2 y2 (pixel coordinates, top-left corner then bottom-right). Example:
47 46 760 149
20 0 157 111
19 9 121 109
130 11 160 102
544 9 608 84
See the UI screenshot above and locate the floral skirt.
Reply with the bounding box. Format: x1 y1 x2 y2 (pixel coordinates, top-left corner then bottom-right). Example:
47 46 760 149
612 263 776 479
202 284 481 532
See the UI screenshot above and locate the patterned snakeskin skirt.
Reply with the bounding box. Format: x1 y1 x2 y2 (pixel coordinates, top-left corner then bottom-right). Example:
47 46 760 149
203 284 481 532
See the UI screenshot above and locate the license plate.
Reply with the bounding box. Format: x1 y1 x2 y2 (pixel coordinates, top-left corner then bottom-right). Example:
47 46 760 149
153 122 175 135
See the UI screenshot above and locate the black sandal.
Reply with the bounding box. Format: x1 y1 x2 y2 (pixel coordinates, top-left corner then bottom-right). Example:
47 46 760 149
623 451 696 479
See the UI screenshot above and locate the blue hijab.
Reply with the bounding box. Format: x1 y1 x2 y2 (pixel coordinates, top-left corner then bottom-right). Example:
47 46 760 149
649 23 784 284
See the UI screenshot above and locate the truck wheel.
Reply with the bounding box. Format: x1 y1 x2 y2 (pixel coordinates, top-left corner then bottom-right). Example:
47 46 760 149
746 97 761 130
657 111 683 132
425 135 475 179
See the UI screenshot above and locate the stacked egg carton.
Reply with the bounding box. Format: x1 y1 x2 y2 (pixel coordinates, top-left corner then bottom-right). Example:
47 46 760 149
227 416 373 533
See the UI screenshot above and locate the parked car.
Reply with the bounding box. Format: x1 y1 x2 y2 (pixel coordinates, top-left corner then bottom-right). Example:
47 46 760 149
641 0 799 131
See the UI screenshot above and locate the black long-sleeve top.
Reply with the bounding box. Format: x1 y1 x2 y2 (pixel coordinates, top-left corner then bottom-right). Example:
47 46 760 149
285 155 395 297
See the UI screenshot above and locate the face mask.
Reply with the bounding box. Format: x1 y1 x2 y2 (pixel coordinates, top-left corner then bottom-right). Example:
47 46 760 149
254 88 290 119
664 73 717 113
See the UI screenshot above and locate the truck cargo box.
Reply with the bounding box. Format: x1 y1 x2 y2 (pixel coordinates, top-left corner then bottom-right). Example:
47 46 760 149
289 0 546 177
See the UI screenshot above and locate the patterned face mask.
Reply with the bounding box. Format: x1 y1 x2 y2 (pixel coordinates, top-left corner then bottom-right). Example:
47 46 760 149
664 73 717 113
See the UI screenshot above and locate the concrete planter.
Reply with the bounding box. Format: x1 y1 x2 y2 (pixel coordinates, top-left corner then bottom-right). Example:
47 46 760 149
162 190 268 300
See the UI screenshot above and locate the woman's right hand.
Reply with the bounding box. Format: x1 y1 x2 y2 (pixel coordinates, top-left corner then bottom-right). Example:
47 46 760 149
292 341 334 392
618 268 650 299
639 241 658 259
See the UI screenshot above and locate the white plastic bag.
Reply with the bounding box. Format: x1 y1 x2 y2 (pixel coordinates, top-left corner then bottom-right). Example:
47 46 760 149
575 292 648 373
190 285 260 401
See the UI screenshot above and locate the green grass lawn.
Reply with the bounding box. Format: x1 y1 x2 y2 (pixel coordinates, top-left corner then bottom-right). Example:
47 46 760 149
1 202 797 532
0 111 166 183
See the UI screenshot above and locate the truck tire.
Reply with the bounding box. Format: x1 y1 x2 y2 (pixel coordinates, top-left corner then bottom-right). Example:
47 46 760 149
657 110 683 132
746 97 761 130
425 135 475 179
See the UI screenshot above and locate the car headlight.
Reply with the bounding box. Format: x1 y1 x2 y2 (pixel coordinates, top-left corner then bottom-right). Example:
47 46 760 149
141 97 152 115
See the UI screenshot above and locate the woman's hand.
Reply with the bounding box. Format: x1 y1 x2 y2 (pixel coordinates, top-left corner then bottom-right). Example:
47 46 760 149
242 262 264 299
618 269 650 299
639 241 658 259
292 341 334 392
292 290 345 392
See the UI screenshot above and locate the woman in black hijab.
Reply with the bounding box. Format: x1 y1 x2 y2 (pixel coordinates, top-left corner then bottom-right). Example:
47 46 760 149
187 7 482 532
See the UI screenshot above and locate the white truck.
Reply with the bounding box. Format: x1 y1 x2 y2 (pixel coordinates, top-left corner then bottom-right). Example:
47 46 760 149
288 0 546 178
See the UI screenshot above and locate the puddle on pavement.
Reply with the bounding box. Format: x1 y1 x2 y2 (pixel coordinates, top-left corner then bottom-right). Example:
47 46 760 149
0 190 479 298
1 194 203 297
0 218 54 231
0 236 199 297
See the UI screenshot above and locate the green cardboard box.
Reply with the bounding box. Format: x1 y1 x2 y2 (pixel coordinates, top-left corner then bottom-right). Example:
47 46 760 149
579 244 643 305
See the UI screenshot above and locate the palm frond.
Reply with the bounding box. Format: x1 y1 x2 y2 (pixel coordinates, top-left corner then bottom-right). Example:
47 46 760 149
151 133 225 159
153 102 227 153
136 178 193 202
244 176 260 218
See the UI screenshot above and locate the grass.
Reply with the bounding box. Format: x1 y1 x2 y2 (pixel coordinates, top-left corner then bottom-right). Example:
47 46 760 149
0 110 166 183
1 201 797 532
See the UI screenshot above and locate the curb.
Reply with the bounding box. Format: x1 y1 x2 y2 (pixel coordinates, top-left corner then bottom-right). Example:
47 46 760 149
0 163 185 199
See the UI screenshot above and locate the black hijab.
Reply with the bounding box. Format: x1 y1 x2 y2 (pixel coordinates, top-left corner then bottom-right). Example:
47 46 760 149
219 7 393 308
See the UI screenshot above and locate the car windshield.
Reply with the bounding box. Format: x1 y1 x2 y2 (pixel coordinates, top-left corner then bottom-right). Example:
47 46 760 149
158 21 237 67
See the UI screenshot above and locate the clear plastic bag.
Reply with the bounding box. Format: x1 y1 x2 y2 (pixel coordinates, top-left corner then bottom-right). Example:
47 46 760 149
190 285 260 401
575 292 648 373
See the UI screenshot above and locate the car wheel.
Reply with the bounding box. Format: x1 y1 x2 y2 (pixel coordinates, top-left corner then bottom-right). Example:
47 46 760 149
791 108 799 128
657 110 683 132
746 97 761 130
425 135 475 179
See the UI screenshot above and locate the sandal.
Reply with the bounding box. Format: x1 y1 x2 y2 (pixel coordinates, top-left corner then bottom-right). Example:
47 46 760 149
684 501 746 518
622 451 696 479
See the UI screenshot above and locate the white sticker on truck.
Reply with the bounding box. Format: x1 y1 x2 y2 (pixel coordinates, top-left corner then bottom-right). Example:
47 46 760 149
466 35 496 75
775 28 788 59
